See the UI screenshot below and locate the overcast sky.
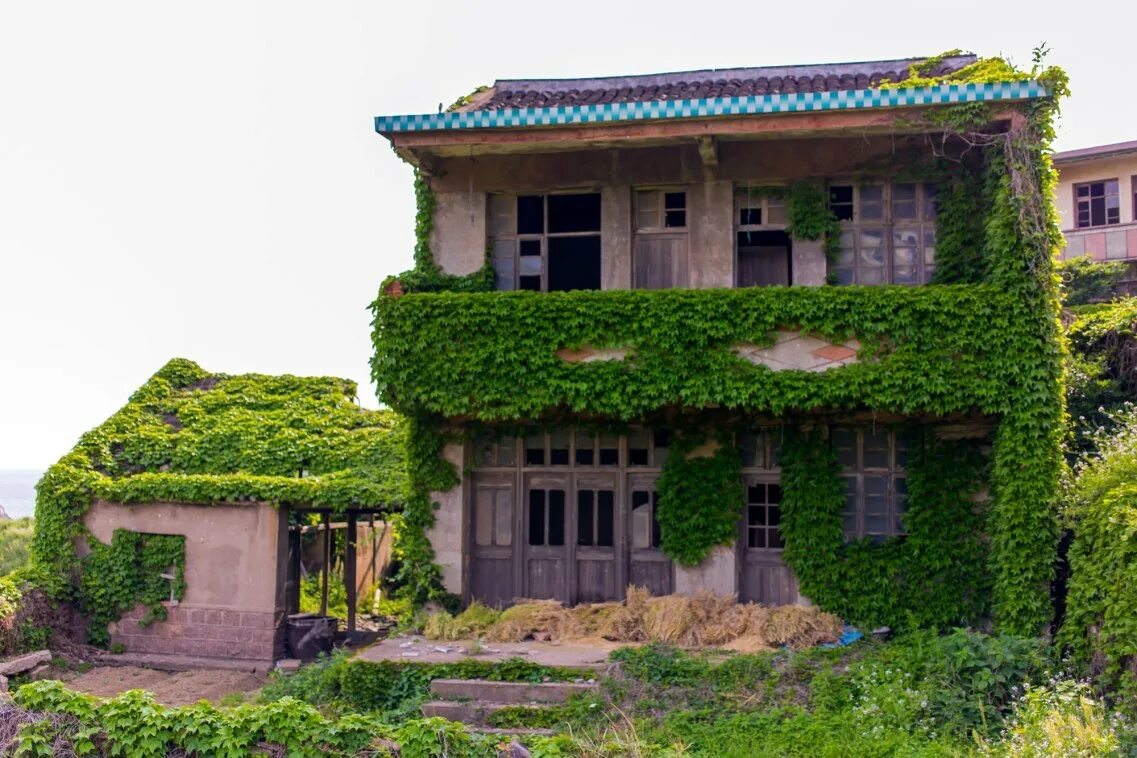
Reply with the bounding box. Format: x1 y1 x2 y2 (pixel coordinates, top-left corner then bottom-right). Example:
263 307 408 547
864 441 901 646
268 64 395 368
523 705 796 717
1 1 1133 471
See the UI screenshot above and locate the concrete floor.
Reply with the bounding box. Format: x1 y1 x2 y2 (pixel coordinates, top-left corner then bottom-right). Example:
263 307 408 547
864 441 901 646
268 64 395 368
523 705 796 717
356 635 623 670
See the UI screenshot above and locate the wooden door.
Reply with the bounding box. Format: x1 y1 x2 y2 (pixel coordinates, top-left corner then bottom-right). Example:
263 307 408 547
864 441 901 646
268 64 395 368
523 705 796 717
739 477 799 605
634 234 689 289
574 473 622 603
469 473 517 607
627 474 673 596
522 473 570 603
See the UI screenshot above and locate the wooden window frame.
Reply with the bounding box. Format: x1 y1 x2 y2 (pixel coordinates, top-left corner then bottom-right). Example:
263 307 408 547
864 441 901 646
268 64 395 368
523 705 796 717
832 427 908 542
739 428 785 552
734 188 789 232
829 182 937 285
1074 179 1121 229
488 192 602 291
635 188 688 232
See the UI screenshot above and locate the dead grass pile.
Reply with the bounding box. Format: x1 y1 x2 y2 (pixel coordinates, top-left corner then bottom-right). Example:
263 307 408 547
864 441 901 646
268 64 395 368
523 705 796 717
482 600 582 643
422 601 501 641
422 587 845 650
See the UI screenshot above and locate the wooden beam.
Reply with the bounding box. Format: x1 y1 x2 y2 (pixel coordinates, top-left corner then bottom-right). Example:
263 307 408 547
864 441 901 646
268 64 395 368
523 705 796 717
319 511 331 617
345 511 358 632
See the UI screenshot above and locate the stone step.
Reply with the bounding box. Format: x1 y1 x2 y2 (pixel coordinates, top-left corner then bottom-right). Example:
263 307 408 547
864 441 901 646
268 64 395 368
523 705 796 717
430 678 598 704
420 699 510 726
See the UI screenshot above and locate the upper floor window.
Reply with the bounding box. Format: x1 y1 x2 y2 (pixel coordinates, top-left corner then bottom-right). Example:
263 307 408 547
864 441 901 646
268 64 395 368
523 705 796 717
634 189 688 289
829 182 937 285
1074 180 1120 229
832 427 908 542
488 193 601 291
736 189 791 287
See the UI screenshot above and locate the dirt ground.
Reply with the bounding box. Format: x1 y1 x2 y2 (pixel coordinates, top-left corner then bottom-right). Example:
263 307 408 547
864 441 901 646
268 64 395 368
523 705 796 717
55 665 265 706
357 635 620 670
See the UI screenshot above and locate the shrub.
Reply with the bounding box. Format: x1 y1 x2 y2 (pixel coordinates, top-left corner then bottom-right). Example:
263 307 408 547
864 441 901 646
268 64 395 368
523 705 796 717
980 679 1122 757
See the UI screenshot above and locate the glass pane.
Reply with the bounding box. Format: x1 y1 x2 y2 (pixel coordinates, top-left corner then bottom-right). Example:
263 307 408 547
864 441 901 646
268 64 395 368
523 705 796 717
653 429 671 466
631 491 652 549
767 199 787 225
768 483 782 504
1076 184 1089 198
750 528 767 549
748 504 763 526
493 238 516 260
769 527 783 549
860 185 884 220
549 429 569 466
894 229 920 262
475 438 496 467
893 266 918 285
525 433 545 465
830 185 854 220
495 489 512 546
863 432 889 469
843 513 858 537
892 183 918 219
575 431 594 466
547 490 565 545
652 493 661 548
865 514 889 534
496 438 516 467
628 429 650 466
599 433 619 466
768 436 780 468
843 476 858 511
859 229 886 265
864 475 888 501
768 503 781 526
519 276 541 291
665 191 686 209
923 184 937 219
577 490 594 546
740 434 761 468
493 258 515 291
519 256 542 276
924 228 936 266
518 196 543 234
528 490 546 545
664 210 686 228
475 489 494 546
833 428 857 467
597 490 614 547
748 484 765 504
488 194 515 237
834 267 856 285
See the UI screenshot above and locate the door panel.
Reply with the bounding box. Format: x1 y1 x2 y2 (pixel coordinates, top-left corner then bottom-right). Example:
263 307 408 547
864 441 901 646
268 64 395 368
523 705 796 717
470 473 517 607
523 473 571 603
739 477 799 605
634 234 689 289
575 473 621 602
627 474 673 597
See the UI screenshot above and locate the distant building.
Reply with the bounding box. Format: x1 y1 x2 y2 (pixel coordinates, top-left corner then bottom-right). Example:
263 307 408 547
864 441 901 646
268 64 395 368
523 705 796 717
1054 140 1137 294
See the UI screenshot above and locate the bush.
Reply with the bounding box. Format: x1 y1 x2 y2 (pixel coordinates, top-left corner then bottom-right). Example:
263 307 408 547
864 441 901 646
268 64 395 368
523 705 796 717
980 679 1123 756
1057 256 1126 306
0 517 33 577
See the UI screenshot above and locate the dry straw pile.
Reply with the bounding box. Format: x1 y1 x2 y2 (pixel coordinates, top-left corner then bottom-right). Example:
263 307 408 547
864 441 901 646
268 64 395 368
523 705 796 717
422 586 843 650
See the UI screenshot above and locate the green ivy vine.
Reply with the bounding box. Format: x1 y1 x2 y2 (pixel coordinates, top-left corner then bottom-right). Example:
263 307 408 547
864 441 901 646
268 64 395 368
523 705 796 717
656 433 744 566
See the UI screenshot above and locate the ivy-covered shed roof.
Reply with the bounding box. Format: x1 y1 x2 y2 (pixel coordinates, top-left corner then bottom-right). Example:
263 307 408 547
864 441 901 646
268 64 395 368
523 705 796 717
39 358 406 510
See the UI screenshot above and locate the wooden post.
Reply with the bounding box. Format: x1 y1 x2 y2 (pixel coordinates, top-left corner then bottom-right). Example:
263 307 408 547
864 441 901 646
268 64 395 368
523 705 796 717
320 511 331 616
345 511 358 632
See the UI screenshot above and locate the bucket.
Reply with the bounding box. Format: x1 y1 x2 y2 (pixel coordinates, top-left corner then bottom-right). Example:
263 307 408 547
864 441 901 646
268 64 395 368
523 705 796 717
286 613 336 660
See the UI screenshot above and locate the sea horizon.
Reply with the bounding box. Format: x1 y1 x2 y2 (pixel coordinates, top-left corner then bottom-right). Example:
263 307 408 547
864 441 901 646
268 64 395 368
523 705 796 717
0 469 41 519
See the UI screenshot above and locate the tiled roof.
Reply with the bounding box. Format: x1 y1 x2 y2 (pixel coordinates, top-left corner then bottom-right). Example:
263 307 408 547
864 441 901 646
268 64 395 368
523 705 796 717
1053 140 1137 165
458 55 978 112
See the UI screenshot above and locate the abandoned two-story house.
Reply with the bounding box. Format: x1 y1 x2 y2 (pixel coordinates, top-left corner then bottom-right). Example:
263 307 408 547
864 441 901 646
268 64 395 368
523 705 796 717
372 55 1068 634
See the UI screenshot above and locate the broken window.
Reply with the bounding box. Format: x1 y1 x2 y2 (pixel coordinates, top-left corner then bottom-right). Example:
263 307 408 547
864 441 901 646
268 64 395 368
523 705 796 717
475 486 513 547
735 189 791 287
634 188 689 289
528 489 566 546
1075 179 1121 228
630 489 662 549
577 489 615 547
488 193 602 291
829 182 937 285
739 429 781 471
832 427 908 542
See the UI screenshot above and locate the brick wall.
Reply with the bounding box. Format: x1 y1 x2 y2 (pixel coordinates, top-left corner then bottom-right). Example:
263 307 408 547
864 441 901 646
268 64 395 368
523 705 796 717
109 603 285 661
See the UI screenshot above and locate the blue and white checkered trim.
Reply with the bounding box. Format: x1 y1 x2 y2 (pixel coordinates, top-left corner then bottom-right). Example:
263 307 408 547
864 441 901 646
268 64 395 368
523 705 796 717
375 81 1046 134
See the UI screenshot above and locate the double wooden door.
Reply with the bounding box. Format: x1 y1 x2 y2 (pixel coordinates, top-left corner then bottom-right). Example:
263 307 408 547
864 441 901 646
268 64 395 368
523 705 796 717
469 472 673 606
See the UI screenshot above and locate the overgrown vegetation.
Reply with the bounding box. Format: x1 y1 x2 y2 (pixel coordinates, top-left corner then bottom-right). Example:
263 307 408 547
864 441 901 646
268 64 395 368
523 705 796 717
1058 255 1127 306
1065 298 1137 456
0 516 34 576
30 358 407 641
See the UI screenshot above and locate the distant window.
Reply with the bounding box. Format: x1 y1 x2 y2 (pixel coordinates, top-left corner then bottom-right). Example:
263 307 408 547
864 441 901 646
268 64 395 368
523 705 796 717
829 183 937 285
735 189 791 287
488 193 601 291
634 188 688 289
832 427 908 542
1074 179 1120 228
1132 176 1137 222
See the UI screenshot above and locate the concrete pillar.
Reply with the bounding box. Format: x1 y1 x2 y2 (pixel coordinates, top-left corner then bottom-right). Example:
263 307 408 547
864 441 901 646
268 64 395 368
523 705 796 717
425 442 466 595
688 180 734 288
602 185 632 289
430 191 487 276
792 238 828 286
674 545 738 596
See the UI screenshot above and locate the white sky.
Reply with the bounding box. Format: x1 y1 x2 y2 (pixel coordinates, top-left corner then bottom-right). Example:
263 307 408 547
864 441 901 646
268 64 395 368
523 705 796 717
1 0 1134 471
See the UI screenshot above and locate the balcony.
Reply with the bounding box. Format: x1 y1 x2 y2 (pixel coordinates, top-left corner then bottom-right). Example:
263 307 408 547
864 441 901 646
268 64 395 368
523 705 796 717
371 285 1041 422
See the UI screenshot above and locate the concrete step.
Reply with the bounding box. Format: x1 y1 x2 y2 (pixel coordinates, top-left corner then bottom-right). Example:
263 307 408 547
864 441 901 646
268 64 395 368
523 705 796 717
420 700 509 726
430 678 598 704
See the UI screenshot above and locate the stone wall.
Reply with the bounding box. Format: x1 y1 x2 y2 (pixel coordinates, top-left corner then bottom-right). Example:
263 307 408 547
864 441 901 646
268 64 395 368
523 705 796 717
109 604 284 662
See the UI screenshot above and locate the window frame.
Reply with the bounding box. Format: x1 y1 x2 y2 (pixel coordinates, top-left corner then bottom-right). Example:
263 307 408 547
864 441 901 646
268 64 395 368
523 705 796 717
635 187 688 232
829 181 938 286
831 426 908 542
1073 179 1121 229
488 192 602 291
